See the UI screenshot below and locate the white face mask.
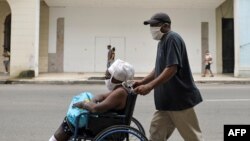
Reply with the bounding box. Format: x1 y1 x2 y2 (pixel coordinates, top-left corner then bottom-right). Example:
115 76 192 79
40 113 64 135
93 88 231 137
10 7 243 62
150 26 165 40
105 76 122 91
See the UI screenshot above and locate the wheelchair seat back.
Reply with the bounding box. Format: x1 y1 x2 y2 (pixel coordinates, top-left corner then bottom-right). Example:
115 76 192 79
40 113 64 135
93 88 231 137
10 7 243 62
123 90 137 125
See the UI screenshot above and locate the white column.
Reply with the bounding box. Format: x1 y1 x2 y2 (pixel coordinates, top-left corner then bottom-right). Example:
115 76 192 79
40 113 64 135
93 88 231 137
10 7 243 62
234 0 240 77
234 0 250 77
7 0 40 77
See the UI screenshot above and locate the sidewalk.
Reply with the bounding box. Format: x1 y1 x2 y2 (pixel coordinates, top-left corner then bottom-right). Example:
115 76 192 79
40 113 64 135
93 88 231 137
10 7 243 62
1 72 250 84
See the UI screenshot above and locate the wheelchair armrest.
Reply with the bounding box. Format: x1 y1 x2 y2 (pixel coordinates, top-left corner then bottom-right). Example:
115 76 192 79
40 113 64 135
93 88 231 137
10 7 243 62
75 111 126 119
89 112 126 119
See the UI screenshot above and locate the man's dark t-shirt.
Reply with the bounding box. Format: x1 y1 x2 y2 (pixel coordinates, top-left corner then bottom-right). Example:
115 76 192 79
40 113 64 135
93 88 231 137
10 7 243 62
154 31 202 111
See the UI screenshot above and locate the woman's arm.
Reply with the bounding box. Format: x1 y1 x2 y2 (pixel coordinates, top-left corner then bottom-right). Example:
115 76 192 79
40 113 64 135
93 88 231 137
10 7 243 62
73 87 127 113
91 93 110 103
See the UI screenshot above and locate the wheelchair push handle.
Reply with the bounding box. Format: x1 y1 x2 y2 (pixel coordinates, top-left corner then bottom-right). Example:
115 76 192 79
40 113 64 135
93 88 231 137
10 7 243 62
122 81 138 95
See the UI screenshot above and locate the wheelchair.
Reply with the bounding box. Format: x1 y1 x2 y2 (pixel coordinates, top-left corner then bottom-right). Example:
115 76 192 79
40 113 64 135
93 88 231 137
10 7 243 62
67 83 148 141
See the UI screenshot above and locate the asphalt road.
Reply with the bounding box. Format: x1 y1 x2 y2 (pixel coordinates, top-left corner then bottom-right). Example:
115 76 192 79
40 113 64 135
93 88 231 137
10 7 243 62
0 84 250 141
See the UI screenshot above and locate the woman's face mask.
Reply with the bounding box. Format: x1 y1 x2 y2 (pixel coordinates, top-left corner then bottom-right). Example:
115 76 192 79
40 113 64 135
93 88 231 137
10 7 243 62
150 26 165 40
105 76 122 91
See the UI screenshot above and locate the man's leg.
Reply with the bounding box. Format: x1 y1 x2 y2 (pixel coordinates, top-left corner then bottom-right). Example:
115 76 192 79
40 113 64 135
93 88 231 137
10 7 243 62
170 107 204 141
149 111 175 141
209 69 214 77
202 67 208 77
7 61 9 72
3 61 8 73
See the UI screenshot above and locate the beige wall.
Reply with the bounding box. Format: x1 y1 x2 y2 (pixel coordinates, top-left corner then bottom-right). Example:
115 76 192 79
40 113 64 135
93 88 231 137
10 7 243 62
49 7 217 73
216 0 234 73
39 1 49 72
0 1 11 73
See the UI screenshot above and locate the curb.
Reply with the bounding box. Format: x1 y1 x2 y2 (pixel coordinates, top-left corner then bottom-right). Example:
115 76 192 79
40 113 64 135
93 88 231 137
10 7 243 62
1 79 250 85
0 79 105 85
195 80 250 84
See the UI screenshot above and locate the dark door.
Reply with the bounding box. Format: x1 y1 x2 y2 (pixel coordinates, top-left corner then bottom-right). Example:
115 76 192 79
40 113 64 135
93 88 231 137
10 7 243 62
4 14 11 52
222 18 234 73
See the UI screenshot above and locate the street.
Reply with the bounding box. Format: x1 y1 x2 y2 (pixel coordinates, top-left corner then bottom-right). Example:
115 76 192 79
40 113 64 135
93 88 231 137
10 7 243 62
0 84 250 141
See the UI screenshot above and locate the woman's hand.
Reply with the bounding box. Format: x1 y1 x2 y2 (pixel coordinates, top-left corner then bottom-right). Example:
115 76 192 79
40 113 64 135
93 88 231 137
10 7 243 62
72 101 86 109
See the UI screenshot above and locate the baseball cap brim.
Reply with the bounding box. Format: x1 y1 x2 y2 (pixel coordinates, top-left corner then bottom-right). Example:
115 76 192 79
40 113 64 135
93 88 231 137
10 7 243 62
143 19 161 25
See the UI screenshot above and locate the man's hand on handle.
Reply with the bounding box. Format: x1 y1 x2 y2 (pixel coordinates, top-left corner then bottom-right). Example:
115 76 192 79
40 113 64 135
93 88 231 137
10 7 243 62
134 84 153 95
133 80 153 95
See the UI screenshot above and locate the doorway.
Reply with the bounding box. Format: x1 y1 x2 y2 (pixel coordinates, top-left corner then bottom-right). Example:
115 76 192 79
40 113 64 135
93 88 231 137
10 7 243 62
4 14 11 52
222 18 234 73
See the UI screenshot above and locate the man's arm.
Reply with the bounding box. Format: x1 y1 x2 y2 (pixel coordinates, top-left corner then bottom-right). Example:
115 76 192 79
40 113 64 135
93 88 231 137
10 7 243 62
148 65 177 88
134 65 177 95
141 69 155 84
133 69 155 88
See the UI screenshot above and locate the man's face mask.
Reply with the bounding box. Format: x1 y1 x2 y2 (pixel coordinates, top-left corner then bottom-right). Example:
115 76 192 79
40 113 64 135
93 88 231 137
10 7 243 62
150 26 164 40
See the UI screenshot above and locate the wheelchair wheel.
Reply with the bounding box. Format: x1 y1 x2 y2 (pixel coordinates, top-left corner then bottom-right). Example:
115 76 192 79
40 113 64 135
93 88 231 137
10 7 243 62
94 125 148 141
131 117 145 135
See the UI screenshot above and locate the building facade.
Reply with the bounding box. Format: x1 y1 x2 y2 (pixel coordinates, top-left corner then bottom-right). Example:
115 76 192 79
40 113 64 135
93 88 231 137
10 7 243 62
0 0 249 77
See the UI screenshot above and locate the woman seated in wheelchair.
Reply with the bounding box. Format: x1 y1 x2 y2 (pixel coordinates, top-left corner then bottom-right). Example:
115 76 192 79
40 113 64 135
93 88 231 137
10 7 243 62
49 59 135 141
